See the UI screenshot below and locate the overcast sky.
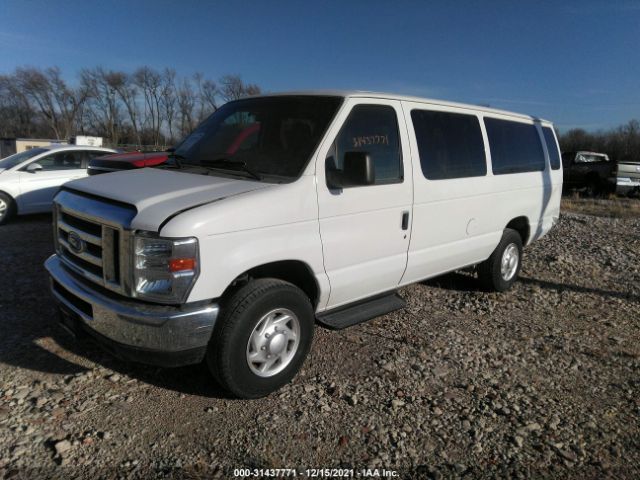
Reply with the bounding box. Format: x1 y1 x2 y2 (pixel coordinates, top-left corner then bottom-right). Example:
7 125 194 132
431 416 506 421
1 0 639 131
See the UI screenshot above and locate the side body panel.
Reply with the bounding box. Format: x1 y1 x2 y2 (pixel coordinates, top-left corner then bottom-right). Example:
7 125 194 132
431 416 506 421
16 167 87 213
400 101 562 286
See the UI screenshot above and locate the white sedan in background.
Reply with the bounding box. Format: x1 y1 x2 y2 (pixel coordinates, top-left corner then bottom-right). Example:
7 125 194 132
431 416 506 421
0 145 117 224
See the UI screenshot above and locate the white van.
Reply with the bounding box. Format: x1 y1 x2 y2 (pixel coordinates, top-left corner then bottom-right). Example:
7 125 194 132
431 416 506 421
45 92 562 398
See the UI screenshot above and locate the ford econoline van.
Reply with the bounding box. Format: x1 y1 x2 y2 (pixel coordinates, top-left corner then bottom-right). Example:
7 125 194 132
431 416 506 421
45 92 562 398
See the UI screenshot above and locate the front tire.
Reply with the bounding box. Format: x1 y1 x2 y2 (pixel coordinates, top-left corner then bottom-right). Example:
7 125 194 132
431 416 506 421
206 278 315 399
0 193 16 225
477 228 523 292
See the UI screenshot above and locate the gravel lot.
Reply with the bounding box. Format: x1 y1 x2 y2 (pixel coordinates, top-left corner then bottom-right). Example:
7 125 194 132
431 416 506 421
1 205 639 479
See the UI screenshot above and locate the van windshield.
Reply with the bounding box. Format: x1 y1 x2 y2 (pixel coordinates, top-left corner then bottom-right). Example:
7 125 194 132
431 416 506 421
0 148 47 169
174 96 343 181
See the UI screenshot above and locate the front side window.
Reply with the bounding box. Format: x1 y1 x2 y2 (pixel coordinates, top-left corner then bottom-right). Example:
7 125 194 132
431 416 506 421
32 151 84 171
411 109 486 180
485 118 545 175
542 127 561 170
175 96 343 181
0 148 47 169
326 104 402 185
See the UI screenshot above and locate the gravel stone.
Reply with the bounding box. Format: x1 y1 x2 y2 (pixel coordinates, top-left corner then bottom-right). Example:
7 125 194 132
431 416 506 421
0 205 639 477
54 440 71 456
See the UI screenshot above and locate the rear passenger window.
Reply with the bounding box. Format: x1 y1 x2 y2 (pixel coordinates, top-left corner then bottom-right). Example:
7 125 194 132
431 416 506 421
485 118 545 174
542 127 561 170
328 105 402 184
411 110 486 180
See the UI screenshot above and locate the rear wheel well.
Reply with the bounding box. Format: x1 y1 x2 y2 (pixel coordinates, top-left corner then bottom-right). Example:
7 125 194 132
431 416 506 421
223 260 320 308
505 217 530 245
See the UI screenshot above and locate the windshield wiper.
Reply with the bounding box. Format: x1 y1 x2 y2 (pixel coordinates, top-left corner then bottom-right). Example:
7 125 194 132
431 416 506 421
200 158 262 181
165 148 185 169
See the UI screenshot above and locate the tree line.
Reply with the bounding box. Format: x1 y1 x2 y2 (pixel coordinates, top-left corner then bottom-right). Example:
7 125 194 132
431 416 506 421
0 66 261 147
1 66 639 161
558 120 640 162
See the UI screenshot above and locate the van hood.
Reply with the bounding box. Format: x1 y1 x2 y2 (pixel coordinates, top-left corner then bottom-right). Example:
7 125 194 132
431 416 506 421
64 167 274 231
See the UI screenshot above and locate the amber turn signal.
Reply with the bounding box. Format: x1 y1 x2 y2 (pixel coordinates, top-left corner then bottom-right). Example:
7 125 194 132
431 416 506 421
169 258 196 272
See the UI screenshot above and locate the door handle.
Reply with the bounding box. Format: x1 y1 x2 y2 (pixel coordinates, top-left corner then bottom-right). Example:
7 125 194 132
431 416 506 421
401 211 410 230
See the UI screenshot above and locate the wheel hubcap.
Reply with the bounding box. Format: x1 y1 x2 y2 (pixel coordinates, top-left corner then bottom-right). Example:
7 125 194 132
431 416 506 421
501 243 519 281
246 308 300 378
0 199 6 215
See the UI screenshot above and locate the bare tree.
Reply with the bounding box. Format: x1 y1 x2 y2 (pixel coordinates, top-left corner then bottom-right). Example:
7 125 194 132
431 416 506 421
80 67 124 144
200 79 218 114
0 74 38 137
219 74 261 103
0 65 265 147
13 67 86 139
134 67 164 145
177 77 197 139
160 69 178 143
106 70 142 146
193 72 218 123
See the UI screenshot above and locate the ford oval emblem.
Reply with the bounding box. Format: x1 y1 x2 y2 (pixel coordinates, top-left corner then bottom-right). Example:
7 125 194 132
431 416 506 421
67 231 85 254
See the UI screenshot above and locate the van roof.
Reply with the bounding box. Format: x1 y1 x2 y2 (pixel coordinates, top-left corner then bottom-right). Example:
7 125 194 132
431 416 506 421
253 90 552 124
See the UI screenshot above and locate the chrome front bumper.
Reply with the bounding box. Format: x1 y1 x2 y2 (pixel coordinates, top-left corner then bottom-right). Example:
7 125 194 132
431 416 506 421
45 255 219 366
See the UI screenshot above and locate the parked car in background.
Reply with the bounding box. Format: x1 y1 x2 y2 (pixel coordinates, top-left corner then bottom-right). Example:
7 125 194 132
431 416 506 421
87 151 168 176
614 158 640 196
0 145 116 224
561 151 615 195
45 92 562 398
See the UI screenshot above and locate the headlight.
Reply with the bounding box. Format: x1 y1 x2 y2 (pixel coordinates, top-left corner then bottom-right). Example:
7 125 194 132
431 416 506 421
132 232 199 303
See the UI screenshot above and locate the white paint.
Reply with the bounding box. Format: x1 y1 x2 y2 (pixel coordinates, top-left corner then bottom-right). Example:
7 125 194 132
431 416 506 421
60 92 562 313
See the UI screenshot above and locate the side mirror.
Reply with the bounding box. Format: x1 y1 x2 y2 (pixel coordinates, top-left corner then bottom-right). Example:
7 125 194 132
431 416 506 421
326 151 375 189
26 162 43 173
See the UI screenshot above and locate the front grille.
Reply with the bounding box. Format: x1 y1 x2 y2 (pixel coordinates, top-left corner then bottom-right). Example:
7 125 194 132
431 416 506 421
58 212 107 282
53 189 136 296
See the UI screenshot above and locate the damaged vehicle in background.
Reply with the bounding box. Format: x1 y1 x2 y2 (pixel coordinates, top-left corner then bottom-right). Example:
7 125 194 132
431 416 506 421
87 123 261 175
561 151 615 196
562 150 640 196
87 151 169 176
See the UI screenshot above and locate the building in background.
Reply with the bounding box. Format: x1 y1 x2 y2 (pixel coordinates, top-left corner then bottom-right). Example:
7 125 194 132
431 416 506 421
70 136 103 147
0 138 69 158
0 136 104 158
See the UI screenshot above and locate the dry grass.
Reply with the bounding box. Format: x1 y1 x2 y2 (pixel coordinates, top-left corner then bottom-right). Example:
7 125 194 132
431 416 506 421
561 193 640 218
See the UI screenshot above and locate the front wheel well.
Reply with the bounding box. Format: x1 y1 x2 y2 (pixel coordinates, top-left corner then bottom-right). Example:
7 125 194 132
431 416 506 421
0 190 14 201
505 216 530 246
223 260 320 308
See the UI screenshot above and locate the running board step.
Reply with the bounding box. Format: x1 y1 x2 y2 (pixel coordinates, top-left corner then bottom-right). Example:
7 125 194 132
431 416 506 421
317 293 406 330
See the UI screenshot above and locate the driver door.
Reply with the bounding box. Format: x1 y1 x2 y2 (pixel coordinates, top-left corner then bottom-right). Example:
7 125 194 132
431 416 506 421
17 150 87 213
316 99 413 309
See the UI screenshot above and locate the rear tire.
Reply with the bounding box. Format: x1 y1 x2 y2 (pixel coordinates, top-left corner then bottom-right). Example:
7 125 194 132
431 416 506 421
0 193 16 225
584 178 601 197
206 278 315 399
477 229 523 292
